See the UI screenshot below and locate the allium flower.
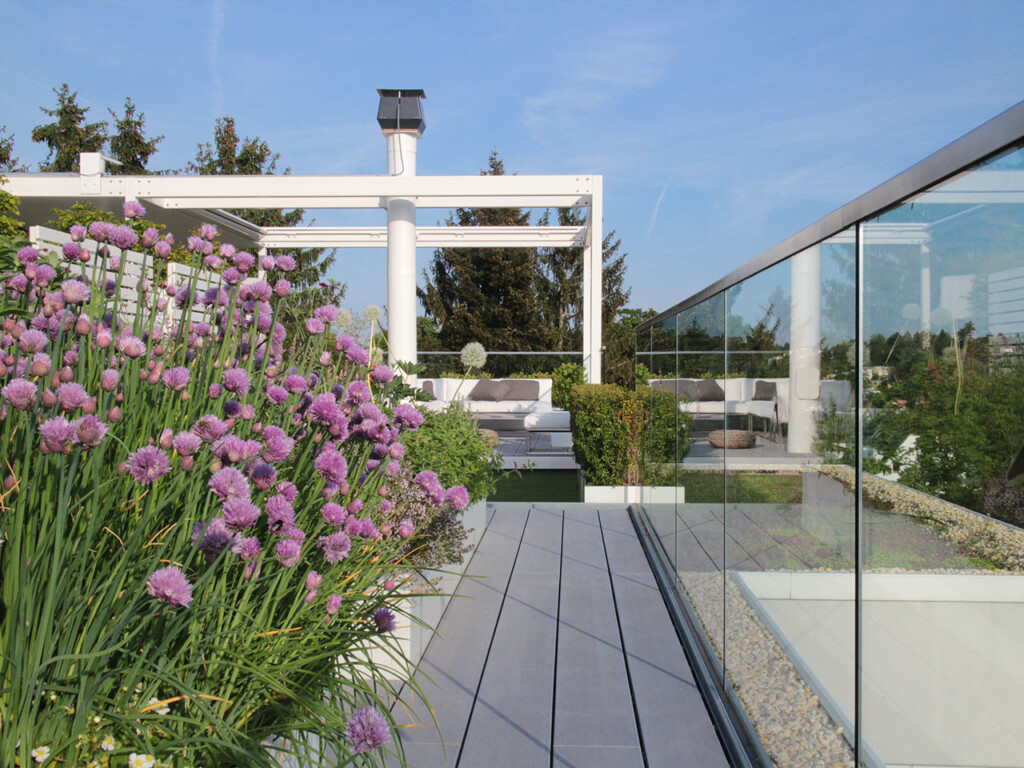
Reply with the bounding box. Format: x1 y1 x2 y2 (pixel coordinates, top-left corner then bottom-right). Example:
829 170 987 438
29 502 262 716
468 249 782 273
398 519 415 539
321 503 346 526
345 345 370 366
275 253 296 271
305 571 323 590
60 279 90 305
314 449 348 484
277 480 298 502
200 223 218 240
373 607 397 633
187 236 204 254
71 416 108 448
209 383 223 399
154 239 171 259
318 530 352 563
32 263 57 287
233 251 255 272
69 224 87 242
18 329 48 354
222 498 260 532
118 335 146 359
250 462 277 491
284 373 307 394
460 341 487 369
344 380 371 405
141 227 159 247
99 368 119 392
314 305 340 324
209 466 250 500
393 403 425 431
109 225 139 251
31 745 51 764
274 278 291 297
127 446 171 484
194 517 233 559
222 266 241 285
370 365 394 384
232 536 261 561
266 384 289 404
304 317 325 335
345 706 390 753
363 304 382 322
29 353 52 379
147 566 192 607
62 241 80 261
216 435 262 464
2 378 37 410
162 366 190 391
345 517 380 540
123 200 147 219
307 393 342 426
261 425 295 463
275 539 301 568
88 221 112 243
335 334 355 352
53 381 86 414
266 494 295 532
172 431 201 457
222 367 250 395
193 414 230 443
447 485 470 511
39 416 75 451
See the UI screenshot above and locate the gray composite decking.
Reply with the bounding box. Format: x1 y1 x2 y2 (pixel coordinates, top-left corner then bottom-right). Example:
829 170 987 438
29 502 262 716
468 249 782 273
387 503 730 768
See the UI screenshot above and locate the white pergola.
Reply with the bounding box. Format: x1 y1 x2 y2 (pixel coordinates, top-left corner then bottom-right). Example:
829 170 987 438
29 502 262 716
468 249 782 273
6 133 605 382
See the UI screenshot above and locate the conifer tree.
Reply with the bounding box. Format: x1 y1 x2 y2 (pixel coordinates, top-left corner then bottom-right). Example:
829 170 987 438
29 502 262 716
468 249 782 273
31 84 107 172
107 98 163 175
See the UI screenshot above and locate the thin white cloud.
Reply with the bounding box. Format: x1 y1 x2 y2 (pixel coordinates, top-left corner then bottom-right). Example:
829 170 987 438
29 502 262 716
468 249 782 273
644 178 672 241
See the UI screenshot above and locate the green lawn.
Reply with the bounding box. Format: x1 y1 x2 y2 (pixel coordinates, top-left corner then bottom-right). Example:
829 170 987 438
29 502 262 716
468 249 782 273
491 470 581 502
678 470 803 504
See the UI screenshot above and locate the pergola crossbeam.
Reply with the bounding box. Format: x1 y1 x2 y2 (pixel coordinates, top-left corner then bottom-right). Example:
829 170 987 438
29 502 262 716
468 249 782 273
259 225 587 249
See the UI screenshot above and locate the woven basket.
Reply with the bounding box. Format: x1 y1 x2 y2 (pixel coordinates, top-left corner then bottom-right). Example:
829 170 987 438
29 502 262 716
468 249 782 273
707 429 756 449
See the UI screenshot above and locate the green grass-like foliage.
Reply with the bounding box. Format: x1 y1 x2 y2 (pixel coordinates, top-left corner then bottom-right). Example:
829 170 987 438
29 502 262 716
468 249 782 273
0 221 454 767
567 384 689 486
550 362 584 410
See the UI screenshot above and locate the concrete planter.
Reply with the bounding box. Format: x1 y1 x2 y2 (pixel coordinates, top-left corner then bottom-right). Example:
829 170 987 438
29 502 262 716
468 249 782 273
582 484 682 505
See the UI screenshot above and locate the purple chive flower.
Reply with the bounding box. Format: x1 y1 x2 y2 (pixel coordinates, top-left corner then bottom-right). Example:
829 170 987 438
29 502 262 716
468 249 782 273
162 366 190 391
341 381 369 408
346 345 370 366
398 519 415 539
392 404 424 431
313 305 339 324
222 267 241 285
126 446 171 484
69 224 87 242
18 329 48 354
277 481 298 502
346 517 380 540
147 566 192 608
141 227 159 247
216 437 262 464
275 254 296 272
240 404 255 420
283 373 307 394
232 536 261 561
123 200 147 220
304 317 325 335
266 494 295 533
306 571 323 592
222 367 250 396
250 462 277 491
187 236 204 254
318 531 352 563
275 539 301 568
222 399 242 419
55 382 89 413
99 368 119 392
172 431 202 457
199 223 218 241
61 241 80 261
108 225 139 251
334 334 355 352
88 221 112 243
247 280 272 301
193 414 230 443
222 498 261 532
314 450 348 485
2 378 37 410
373 607 396 633
274 279 291 298
154 239 171 259
447 486 470 511
39 416 75 451
307 393 342 426
17 245 40 263
208 383 223 399
209 467 250 500
345 706 390 753
370 365 394 384
233 251 255 272
325 593 342 618
117 335 146 359
33 264 57 287
266 385 289 404
261 425 295 463
321 503 347 527
194 517 233 560
60 279 90 305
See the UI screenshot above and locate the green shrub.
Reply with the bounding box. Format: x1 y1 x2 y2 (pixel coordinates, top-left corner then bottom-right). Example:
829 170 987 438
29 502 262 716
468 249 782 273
402 402 502 505
634 361 650 389
552 362 585 410
568 384 690 485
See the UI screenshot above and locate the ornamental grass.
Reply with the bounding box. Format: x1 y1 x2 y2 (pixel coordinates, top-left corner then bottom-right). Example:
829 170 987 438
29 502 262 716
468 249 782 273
0 206 467 767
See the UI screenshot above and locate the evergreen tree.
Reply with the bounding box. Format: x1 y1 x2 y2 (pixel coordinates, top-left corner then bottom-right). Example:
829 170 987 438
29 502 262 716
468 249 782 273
0 126 27 173
31 84 107 172
186 117 345 327
107 98 163 174
419 151 549 358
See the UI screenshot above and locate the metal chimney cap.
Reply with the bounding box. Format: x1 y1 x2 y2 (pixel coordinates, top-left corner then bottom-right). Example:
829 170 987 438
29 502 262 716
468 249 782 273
377 89 426 134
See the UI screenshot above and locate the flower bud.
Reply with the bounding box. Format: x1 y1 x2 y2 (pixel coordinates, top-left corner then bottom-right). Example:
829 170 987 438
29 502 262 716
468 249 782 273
180 390 190 402
42 389 57 407
115 392 123 404
74 314 91 335
78 250 90 263
59 366 73 383
210 459 222 473
30 358 51 378
107 406 122 422
117 462 127 475
3 475 16 491
305 590 318 605
159 429 174 451
82 397 96 415
181 455 195 471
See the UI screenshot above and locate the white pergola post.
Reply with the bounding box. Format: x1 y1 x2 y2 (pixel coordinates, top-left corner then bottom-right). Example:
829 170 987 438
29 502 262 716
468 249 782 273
788 244 822 454
582 176 603 383
383 130 420 372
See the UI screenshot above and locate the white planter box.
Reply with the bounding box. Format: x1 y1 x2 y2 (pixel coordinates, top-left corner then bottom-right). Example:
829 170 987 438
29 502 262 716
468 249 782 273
582 485 682 504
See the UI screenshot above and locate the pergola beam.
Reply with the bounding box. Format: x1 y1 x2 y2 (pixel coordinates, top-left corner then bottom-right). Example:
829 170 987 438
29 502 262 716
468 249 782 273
259 225 587 249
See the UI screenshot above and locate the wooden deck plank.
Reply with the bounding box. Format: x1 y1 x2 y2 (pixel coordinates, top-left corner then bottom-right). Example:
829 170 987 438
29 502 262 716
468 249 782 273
552 507 641 755
600 508 730 768
390 506 529 752
457 507 562 767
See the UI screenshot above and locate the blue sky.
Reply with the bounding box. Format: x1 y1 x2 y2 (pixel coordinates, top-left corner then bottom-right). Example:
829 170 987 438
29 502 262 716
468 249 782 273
3 0 1024 318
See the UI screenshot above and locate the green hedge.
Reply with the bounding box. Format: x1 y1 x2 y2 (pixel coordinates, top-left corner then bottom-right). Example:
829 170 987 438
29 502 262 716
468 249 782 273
551 362 585 409
567 384 690 485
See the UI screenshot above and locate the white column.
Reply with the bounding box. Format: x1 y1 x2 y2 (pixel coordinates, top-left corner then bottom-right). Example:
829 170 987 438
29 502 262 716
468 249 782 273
383 130 420 372
788 245 822 454
582 176 603 383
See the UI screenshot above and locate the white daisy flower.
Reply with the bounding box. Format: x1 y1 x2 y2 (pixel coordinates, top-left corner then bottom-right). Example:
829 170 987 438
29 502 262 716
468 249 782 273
100 734 117 751
31 745 50 763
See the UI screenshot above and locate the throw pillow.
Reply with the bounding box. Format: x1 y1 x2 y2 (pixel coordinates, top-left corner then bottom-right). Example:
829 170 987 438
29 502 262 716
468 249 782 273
752 380 777 401
697 379 725 402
